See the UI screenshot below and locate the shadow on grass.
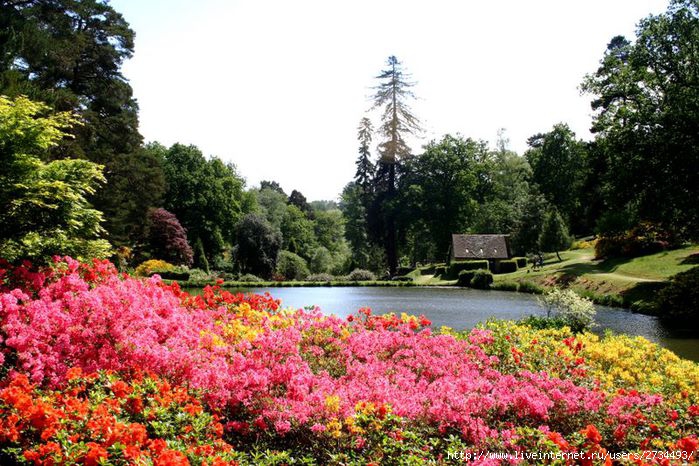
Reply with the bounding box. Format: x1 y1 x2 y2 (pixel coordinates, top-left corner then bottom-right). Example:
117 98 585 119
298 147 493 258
681 253 699 265
554 256 629 277
620 281 667 312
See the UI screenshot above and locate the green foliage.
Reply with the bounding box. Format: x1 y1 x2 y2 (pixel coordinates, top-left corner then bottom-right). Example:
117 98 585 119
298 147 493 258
281 204 317 260
193 238 210 274
340 182 384 272
399 135 489 260
448 260 489 277
433 266 447 277
235 213 281 279
276 250 310 280
519 315 570 330
517 281 545 294
496 259 518 274
525 124 588 230
163 144 246 263
490 281 519 292
538 288 596 332
0 0 159 246
514 257 528 268
510 191 549 256
538 208 572 261
473 133 534 235
305 273 334 282
288 189 313 218
594 222 674 259
346 269 377 281
98 142 166 246
309 246 333 274
255 186 289 232
582 1 699 238
654 266 699 322
238 273 263 282
0 96 110 262
457 270 476 287
469 269 494 289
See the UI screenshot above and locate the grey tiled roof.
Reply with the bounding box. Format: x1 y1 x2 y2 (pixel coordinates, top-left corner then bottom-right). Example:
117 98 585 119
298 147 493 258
452 234 511 260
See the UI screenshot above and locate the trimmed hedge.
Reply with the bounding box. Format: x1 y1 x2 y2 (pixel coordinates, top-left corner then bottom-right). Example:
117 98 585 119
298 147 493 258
457 270 476 287
514 257 528 268
153 270 190 281
434 266 448 277
496 259 518 274
470 269 493 289
448 260 489 277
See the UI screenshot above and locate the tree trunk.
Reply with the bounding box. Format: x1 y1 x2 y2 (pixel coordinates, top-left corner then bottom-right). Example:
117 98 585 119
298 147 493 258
556 250 562 261
386 163 398 276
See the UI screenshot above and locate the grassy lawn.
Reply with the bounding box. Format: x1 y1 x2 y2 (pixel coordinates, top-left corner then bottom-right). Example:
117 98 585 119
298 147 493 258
491 244 699 310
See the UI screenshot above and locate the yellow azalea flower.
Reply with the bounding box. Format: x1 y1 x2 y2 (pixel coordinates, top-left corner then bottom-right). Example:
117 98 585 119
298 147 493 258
325 395 340 413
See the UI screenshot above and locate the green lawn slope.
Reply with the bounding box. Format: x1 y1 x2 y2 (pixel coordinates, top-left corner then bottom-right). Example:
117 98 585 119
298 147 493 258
490 244 698 311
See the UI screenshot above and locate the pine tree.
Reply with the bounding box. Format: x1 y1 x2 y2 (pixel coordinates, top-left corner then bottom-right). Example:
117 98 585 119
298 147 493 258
355 117 375 195
369 56 422 275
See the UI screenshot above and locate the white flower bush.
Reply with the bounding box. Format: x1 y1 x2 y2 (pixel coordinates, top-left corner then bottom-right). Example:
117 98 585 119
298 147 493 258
539 288 596 331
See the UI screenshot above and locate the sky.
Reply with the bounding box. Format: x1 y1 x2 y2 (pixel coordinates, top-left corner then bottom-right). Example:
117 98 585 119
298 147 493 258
111 0 668 201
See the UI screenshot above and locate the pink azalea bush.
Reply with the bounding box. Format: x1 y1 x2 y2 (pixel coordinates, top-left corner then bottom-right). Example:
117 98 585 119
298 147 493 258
0 257 697 465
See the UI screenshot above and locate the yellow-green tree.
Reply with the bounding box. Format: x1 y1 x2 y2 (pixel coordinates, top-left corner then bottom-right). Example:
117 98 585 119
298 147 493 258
0 96 110 262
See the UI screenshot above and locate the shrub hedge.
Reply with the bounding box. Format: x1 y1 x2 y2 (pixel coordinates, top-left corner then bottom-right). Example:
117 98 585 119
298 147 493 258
470 269 493 289
448 260 489 277
496 259 518 274
457 270 476 287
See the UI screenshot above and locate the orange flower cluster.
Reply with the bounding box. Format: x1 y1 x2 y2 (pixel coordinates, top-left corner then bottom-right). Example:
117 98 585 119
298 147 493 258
0 370 240 466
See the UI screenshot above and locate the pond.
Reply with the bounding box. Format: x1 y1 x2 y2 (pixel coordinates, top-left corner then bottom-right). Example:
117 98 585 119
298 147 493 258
188 286 699 362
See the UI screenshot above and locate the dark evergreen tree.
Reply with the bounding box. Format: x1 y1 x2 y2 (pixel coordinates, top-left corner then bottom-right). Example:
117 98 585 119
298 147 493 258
260 180 286 196
288 189 313 218
368 56 422 275
355 117 375 195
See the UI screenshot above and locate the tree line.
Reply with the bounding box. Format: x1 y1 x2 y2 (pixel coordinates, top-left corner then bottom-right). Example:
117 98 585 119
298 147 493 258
1 0 697 279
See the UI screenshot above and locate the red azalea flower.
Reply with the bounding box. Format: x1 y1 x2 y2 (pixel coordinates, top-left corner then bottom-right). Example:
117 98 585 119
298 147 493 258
83 442 108 466
582 424 602 444
110 380 131 399
677 436 698 455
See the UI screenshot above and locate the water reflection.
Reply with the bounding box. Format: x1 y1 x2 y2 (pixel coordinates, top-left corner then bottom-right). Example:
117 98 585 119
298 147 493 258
187 286 699 362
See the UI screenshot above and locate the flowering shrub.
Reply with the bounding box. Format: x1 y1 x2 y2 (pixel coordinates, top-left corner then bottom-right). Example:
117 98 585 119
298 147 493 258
0 369 239 465
0 257 698 465
133 258 177 277
538 287 596 332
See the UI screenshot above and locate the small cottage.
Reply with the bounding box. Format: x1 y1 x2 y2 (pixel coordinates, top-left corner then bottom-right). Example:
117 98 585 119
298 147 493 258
450 234 511 264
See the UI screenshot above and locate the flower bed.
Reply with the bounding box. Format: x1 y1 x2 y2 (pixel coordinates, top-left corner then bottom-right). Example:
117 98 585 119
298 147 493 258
1 258 698 465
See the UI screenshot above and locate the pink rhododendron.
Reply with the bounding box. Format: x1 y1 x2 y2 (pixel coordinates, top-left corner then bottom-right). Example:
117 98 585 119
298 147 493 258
2 257 697 463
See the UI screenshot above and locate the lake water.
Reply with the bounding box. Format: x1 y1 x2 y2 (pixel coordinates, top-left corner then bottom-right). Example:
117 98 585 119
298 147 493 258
190 286 699 362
